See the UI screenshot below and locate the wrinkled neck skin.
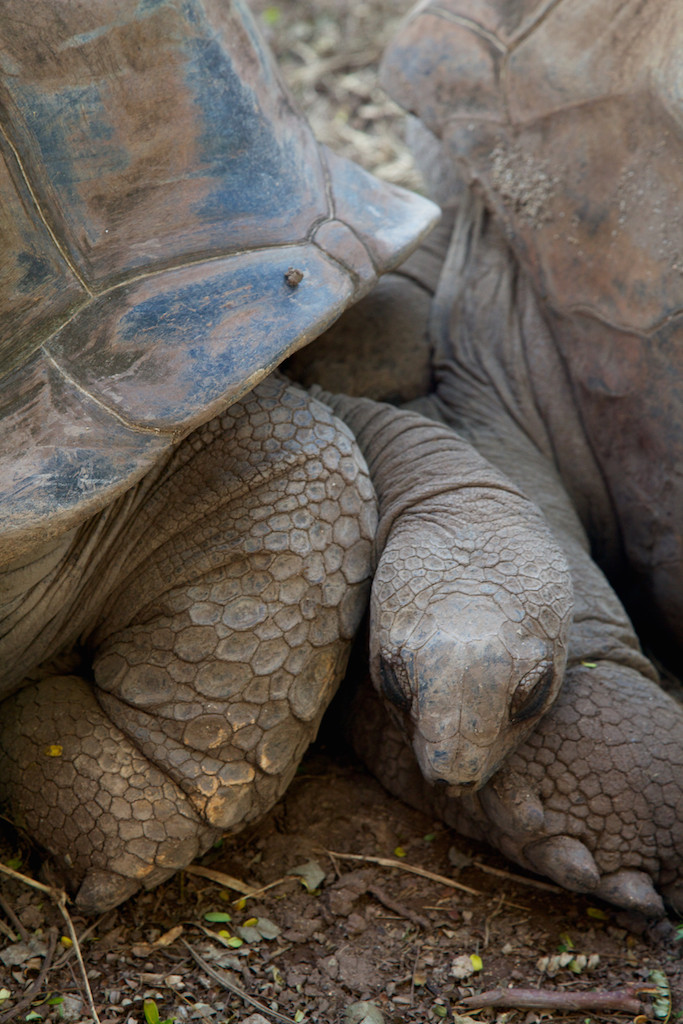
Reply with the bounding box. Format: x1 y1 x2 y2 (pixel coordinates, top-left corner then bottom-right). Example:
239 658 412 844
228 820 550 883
319 391 573 792
0 480 154 698
0 533 78 693
412 193 661 676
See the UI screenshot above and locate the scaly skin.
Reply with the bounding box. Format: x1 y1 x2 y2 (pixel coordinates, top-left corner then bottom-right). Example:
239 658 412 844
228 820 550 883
0 371 578 912
322 392 573 789
351 662 683 917
0 375 377 912
315 197 683 914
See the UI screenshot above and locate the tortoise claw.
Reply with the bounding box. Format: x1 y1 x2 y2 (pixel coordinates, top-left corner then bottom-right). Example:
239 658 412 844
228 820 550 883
524 835 600 893
75 870 147 916
594 870 666 919
479 772 545 835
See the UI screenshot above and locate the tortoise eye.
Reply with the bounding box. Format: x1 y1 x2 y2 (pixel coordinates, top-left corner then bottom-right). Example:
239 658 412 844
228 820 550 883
510 666 554 724
378 657 412 712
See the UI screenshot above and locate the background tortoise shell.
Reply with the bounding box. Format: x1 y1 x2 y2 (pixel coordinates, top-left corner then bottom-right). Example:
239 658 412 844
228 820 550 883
382 0 683 646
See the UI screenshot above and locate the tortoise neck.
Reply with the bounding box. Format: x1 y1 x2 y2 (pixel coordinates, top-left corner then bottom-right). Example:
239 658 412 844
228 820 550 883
1 532 75 600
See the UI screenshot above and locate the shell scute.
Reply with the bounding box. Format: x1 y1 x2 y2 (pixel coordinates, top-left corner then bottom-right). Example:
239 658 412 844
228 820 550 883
0 0 440 549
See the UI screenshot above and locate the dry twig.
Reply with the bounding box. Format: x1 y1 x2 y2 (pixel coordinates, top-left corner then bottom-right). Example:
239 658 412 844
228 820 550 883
367 883 431 930
326 851 527 909
459 986 647 1014
0 893 29 943
327 851 484 895
182 939 300 1024
184 863 297 903
0 863 101 1024
472 859 565 894
183 864 258 895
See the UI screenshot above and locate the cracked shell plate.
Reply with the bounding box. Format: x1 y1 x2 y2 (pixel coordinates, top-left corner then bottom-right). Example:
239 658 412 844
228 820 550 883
0 0 439 563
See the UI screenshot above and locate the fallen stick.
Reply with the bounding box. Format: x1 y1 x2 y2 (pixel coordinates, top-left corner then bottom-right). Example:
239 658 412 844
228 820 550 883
184 863 293 903
367 882 431 930
0 863 101 1024
182 938 299 1024
326 850 527 909
459 986 646 1014
328 851 484 897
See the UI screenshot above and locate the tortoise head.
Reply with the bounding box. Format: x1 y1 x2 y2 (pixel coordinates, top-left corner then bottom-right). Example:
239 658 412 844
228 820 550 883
373 591 562 792
368 503 572 793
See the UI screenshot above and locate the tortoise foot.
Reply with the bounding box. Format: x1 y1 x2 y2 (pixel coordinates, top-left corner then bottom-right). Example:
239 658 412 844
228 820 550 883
350 661 683 917
0 675 217 912
459 663 683 917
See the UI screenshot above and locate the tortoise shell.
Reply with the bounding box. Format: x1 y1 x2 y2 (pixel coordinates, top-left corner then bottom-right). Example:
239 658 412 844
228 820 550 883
0 0 438 563
383 0 683 642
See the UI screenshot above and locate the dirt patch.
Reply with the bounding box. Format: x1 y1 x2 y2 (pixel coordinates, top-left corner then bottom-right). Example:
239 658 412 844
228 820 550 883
1 2 681 1023
1 743 680 1023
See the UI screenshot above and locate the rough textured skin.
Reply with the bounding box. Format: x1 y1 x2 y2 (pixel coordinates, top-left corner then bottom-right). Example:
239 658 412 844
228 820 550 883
0 376 377 911
289 0 683 916
324 392 572 789
383 0 683 649
303 203 683 910
0 677 214 914
3 0 680 920
352 662 683 917
0 369 579 913
0 0 440 913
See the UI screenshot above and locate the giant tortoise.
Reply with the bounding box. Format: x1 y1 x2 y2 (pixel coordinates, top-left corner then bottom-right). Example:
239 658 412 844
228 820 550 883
0 0 583 915
312 0 683 917
0 0 445 912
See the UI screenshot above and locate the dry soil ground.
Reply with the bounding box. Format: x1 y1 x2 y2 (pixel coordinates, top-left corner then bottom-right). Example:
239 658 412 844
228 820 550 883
0 2 681 1023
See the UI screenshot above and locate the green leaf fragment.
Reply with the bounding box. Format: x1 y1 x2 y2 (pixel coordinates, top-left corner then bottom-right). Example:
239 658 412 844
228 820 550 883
144 999 160 1024
294 1012 305 1023
433 1006 447 1018
262 6 281 25
204 911 232 923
